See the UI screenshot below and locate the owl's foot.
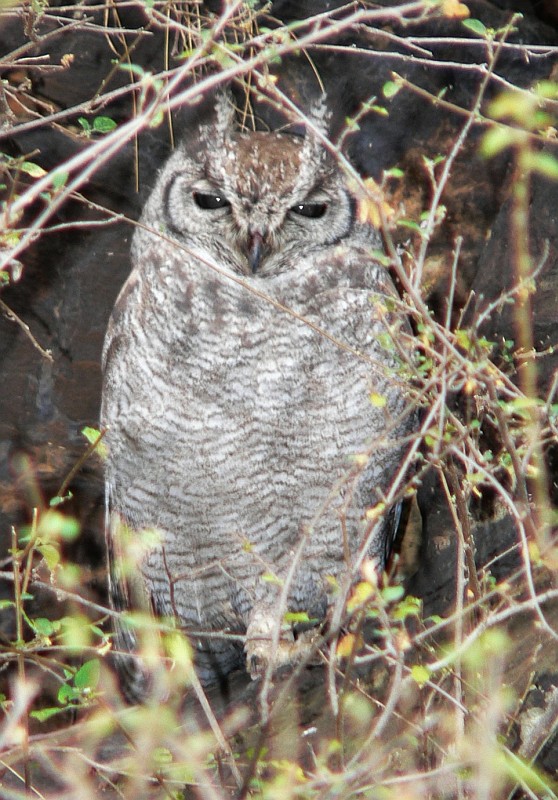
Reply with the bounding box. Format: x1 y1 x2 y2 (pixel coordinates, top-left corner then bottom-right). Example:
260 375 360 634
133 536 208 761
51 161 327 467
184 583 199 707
245 612 320 680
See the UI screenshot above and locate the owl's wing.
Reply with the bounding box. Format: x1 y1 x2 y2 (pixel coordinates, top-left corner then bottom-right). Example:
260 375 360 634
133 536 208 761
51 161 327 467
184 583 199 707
105 487 154 701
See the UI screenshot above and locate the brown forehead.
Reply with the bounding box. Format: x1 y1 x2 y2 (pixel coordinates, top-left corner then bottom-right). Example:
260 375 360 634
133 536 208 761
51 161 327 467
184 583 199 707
229 132 303 192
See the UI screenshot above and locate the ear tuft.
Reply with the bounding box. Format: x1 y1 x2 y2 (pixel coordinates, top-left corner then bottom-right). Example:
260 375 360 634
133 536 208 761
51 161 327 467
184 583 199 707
198 89 236 151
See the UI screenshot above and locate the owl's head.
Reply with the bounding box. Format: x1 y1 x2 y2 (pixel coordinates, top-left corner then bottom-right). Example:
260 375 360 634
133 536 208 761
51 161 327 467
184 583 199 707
147 94 370 277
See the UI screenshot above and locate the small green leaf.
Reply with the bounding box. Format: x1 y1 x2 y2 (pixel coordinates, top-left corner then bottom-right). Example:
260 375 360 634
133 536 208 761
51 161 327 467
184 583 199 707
49 491 73 507
455 329 472 350
393 595 422 620
59 615 93 649
20 161 46 178
93 116 117 133
119 62 146 79
31 617 56 636
524 151 558 179
38 510 80 542
58 683 79 704
82 426 101 444
78 116 91 133
149 108 165 129
164 630 194 672
411 664 430 687
283 611 317 624
74 658 101 691
51 170 69 190
369 392 387 408
153 747 173 765
481 126 518 158
30 706 68 722
397 218 421 233
82 426 108 459
535 80 558 100
370 105 389 117
37 542 60 571
345 117 360 132
381 585 405 603
462 18 487 36
382 80 400 99
261 572 283 586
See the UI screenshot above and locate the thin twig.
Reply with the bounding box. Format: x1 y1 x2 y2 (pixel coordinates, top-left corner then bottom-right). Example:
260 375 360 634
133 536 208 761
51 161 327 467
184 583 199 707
0 296 53 362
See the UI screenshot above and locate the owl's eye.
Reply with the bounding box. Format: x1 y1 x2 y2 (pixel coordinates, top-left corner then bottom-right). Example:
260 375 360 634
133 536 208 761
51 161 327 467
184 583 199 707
290 202 328 219
193 191 231 210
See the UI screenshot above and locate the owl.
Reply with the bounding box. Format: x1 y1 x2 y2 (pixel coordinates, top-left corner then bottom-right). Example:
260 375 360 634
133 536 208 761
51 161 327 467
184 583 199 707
101 94 416 696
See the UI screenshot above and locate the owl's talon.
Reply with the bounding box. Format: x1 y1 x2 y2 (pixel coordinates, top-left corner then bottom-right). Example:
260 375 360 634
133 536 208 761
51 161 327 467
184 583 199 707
245 614 322 679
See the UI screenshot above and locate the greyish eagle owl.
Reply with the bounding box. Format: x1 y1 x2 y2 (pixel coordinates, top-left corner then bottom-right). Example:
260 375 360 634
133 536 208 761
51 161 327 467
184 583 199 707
101 94 416 696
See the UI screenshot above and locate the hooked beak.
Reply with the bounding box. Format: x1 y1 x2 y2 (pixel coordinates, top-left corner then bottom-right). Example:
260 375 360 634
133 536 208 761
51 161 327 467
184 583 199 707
247 230 265 274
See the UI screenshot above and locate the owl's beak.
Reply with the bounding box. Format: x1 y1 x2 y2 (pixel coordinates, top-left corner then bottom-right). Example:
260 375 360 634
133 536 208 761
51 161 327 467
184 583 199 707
247 230 264 274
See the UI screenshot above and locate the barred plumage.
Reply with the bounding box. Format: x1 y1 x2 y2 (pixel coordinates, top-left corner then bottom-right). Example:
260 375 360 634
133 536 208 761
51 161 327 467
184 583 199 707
101 95 416 694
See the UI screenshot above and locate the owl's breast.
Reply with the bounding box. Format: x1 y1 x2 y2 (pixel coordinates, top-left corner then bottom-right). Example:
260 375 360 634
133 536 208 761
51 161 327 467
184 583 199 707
103 245 411 599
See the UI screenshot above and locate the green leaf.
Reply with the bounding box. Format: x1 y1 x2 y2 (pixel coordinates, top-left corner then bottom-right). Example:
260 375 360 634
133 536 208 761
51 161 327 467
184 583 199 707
381 585 405 603
369 392 387 408
30 706 68 722
93 116 117 133
397 218 421 233
462 18 487 36
49 491 73 507
20 161 46 178
37 542 60 571
525 151 558 179
38 510 80 542
481 126 518 157
31 617 56 636
345 117 360 132
51 170 69 190
59 614 93 649
382 80 401 99
393 595 422 620
77 116 91 133
164 631 194 672
455 329 472 350
74 658 101 691
119 62 147 78
283 611 318 624
149 108 165 129
82 426 101 444
0 599 15 610
411 664 430 687
82 426 108 459
58 683 79 704
261 572 283 586
153 747 173 766
384 166 404 179
371 105 389 117
535 80 558 100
